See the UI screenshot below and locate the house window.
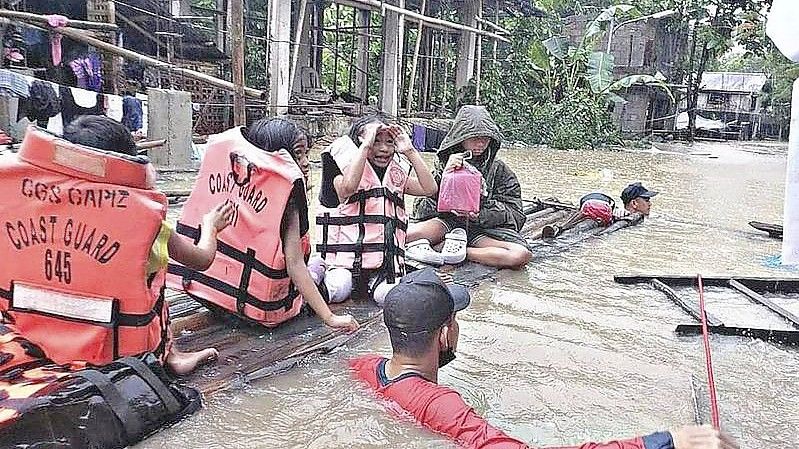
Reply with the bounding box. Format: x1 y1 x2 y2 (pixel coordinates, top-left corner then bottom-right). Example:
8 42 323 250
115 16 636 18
708 93 726 106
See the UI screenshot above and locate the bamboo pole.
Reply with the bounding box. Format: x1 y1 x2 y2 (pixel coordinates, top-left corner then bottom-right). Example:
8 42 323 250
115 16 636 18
329 0 509 43
289 0 309 95
474 15 509 34
405 0 426 115
0 9 119 31
11 18 265 98
230 0 246 124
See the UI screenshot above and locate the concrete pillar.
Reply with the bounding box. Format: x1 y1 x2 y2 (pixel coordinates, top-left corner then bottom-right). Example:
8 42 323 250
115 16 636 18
291 1 314 95
353 9 371 102
146 88 192 169
782 79 799 264
380 1 404 116
269 0 291 115
455 0 480 93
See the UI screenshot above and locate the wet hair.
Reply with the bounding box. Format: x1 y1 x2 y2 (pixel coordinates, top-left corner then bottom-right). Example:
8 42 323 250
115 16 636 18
245 117 301 160
387 327 439 357
63 115 138 156
348 114 389 147
296 125 312 148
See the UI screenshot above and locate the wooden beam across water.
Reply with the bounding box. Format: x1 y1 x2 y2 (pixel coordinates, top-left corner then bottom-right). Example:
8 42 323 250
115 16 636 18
615 275 799 294
728 279 799 328
676 324 799 345
650 279 724 326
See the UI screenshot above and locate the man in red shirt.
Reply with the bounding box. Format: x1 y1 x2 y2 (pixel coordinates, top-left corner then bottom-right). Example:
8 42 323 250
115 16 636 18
350 268 738 449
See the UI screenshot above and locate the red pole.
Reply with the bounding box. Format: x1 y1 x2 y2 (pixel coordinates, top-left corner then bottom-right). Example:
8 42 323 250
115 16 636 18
697 274 720 428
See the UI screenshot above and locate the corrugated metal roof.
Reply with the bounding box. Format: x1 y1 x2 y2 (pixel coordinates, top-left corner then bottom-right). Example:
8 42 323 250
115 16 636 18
700 72 768 93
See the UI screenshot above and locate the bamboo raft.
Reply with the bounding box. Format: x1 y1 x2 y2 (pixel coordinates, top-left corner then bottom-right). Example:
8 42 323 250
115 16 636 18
423 198 644 286
168 197 644 396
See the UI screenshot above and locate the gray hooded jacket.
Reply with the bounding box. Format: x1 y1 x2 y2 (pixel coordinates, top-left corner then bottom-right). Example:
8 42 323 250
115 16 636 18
413 106 526 232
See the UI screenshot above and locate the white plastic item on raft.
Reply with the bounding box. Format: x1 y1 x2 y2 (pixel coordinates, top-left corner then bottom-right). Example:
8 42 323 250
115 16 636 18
766 0 799 63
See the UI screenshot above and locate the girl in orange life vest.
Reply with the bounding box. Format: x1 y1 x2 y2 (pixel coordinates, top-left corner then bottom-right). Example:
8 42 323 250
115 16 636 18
245 118 359 331
63 115 234 375
317 116 438 303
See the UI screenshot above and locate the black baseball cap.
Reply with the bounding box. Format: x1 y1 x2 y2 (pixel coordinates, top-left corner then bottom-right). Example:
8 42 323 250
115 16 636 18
621 182 658 205
383 268 470 332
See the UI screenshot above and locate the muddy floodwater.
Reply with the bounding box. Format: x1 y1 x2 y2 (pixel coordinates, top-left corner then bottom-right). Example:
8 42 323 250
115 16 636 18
140 141 799 448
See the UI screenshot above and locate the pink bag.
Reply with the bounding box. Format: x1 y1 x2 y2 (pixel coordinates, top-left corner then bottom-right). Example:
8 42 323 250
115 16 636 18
437 162 482 214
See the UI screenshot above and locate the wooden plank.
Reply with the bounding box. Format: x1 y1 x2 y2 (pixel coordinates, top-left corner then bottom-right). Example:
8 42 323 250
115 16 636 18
615 275 799 293
0 9 119 31
676 324 799 345
729 279 799 328
174 300 383 395
651 279 724 326
690 374 709 425
269 0 291 114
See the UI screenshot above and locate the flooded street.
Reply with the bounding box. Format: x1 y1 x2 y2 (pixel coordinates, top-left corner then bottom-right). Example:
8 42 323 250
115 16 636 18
141 141 798 448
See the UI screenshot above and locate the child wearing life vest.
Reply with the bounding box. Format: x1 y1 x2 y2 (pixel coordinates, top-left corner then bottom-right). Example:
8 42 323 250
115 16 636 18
62 115 232 375
316 116 442 305
240 118 360 331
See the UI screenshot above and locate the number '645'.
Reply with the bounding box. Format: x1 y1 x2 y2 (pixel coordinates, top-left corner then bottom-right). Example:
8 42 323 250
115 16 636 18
44 249 72 285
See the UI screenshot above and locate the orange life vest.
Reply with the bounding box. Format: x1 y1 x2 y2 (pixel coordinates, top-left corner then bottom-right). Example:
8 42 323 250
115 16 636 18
315 136 409 283
0 126 169 366
167 127 310 327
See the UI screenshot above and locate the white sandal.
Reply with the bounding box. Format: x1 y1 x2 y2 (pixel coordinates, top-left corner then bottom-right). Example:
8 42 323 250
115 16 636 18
405 239 445 266
441 228 468 265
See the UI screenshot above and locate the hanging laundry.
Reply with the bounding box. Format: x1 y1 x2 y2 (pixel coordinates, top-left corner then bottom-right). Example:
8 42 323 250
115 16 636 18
24 80 59 124
122 95 143 131
0 69 29 98
106 94 124 122
59 86 102 125
45 15 69 66
425 127 447 152
412 124 426 152
68 54 103 92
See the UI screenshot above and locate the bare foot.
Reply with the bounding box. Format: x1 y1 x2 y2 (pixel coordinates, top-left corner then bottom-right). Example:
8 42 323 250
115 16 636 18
166 347 218 376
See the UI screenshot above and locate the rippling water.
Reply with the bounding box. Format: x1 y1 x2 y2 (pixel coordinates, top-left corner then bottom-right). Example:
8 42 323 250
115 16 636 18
140 141 799 448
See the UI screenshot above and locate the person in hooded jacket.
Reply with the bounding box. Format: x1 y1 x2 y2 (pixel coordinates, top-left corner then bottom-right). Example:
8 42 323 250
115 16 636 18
407 106 532 269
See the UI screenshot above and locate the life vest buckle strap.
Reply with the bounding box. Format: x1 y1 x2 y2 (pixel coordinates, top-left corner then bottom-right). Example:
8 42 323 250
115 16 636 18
72 368 144 442
116 356 181 415
175 223 289 280
345 187 406 210
169 264 299 313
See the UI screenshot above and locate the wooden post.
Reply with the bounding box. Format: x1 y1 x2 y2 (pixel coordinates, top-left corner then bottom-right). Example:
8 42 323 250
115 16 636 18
108 0 121 95
474 3 482 103
405 0 426 115
147 88 193 169
380 0 404 116
455 0 480 95
290 0 310 94
269 0 291 115
215 0 227 52
418 27 432 111
230 0 246 125
354 8 371 102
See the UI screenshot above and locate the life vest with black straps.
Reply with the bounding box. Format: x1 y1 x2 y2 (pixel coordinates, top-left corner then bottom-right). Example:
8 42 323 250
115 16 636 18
0 324 201 448
167 127 310 327
316 136 410 284
0 126 169 366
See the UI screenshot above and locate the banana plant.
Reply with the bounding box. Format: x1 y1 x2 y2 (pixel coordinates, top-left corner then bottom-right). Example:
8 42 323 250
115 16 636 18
531 4 673 105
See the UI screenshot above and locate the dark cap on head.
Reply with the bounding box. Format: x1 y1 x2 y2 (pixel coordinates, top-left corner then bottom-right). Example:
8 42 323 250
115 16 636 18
621 182 658 205
383 268 470 333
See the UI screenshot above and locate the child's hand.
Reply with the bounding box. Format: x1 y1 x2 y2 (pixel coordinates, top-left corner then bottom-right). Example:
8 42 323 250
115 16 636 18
325 313 360 332
359 123 382 150
203 202 235 233
385 124 415 155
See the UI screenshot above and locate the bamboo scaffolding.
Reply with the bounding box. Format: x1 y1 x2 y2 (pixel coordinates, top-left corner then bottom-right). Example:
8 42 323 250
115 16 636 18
9 14 265 99
330 0 510 43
